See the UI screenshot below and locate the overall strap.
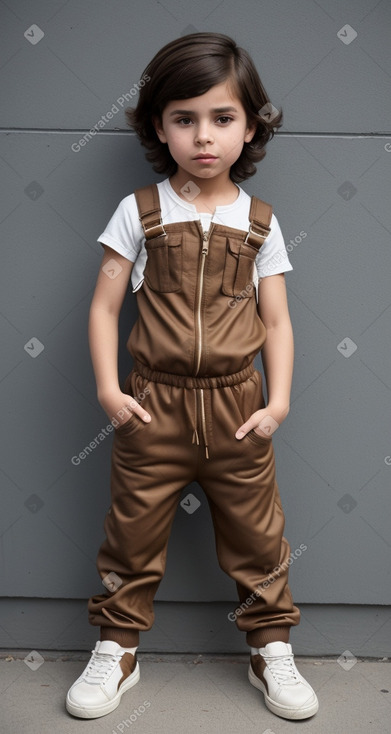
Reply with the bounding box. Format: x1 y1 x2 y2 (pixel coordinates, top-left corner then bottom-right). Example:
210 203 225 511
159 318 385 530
245 196 272 249
134 184 271 247
134 183 166 240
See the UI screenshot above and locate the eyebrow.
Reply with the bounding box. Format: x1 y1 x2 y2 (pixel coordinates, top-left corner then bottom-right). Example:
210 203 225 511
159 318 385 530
169 106 238 116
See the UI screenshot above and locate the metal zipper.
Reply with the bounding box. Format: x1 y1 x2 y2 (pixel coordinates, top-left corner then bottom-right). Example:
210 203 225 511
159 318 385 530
194 222 214 376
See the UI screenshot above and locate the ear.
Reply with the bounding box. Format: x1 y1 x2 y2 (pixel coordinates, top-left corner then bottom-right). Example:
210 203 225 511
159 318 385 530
244 122 257 144
152 115 167 143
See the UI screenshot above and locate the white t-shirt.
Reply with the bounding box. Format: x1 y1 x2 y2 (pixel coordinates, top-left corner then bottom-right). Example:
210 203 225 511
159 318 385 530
97 178 292 293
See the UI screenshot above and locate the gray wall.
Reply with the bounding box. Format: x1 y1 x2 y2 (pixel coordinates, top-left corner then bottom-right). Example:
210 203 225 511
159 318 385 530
1 0 391 656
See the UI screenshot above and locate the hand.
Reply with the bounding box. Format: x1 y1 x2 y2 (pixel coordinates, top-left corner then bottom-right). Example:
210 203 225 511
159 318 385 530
98 388 151 429
235 404 289 440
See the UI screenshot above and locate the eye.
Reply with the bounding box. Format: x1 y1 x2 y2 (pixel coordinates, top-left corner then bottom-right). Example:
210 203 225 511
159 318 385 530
176 117 193 125
217 116 233 124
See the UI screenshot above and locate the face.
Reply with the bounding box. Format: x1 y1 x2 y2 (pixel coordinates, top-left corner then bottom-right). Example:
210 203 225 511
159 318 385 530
153 80 256 181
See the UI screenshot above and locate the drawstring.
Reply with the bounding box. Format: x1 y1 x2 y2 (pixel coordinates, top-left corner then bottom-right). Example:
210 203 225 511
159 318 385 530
191 388 209 459
192 429 200 445
199 388 209 459
192 388 200 446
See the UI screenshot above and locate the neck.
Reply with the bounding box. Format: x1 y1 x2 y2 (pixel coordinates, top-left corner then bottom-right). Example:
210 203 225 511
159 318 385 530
169 171 239 211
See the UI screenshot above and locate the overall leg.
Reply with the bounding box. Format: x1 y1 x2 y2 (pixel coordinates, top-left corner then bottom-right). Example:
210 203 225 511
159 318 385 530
87 370 198 647
197 370 300 648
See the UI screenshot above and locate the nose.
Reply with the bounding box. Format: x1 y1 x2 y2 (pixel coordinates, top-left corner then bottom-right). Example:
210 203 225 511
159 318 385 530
194 123 214 146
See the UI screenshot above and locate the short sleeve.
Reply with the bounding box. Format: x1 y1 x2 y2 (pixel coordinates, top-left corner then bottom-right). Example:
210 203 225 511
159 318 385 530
255 213 293 278
97 194 143 263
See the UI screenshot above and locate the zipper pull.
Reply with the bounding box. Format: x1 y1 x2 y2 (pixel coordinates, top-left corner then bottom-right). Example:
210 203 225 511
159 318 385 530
202 229 210 255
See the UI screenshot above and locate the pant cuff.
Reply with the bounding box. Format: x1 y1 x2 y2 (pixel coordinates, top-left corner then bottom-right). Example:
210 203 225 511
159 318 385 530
246 625 290 648
100 626 140 648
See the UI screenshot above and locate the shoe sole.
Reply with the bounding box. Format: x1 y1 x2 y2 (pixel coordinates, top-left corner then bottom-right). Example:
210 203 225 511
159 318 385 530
248 664 319 720
66 661 140 719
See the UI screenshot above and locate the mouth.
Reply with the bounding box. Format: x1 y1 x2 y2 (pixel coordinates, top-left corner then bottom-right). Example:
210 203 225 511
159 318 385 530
193 154 217 161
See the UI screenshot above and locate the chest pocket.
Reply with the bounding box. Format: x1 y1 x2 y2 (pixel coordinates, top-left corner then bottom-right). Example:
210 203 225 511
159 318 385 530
221 238 258 298
144 234 182 293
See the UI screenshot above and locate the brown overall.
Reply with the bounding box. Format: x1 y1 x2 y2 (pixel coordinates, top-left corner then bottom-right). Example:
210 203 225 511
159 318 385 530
87 184 300 649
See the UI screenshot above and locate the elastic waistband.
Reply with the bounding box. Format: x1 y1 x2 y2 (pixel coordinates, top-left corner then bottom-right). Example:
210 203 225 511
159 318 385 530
132 359 255 389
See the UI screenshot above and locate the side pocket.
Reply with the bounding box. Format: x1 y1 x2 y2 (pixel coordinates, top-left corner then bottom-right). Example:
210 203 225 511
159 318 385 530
221 238 258 297
114 370 149 436
144 234 182 293
245 428 273 445
113 410 140 434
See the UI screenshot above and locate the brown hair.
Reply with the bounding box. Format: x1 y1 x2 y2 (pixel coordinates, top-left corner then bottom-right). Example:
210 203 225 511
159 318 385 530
126 32 282 183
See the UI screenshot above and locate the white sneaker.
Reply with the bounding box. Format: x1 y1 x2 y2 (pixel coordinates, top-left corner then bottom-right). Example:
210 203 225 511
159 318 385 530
66 640 140 719
248 641 319 720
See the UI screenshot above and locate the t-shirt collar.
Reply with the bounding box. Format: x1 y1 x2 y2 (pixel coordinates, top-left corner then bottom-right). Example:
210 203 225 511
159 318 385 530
160 177 245 215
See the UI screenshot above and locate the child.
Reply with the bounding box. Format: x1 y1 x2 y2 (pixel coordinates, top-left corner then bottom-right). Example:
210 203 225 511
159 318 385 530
66 32 318 722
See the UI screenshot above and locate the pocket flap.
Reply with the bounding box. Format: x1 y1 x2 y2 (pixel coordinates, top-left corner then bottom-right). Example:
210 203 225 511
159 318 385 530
222 237 256 297
144 233 183 292
227 238 259 260
145 234 182 251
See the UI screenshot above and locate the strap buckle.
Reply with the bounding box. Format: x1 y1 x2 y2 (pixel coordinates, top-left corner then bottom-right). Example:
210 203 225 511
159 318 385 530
140 218 166 239
244 223 271 246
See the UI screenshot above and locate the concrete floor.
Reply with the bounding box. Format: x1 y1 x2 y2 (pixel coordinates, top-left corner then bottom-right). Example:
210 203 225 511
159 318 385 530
1 651 391 734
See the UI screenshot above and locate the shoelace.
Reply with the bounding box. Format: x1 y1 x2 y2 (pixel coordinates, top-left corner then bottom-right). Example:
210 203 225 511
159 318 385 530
264 654 299 685
84 651 119 683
